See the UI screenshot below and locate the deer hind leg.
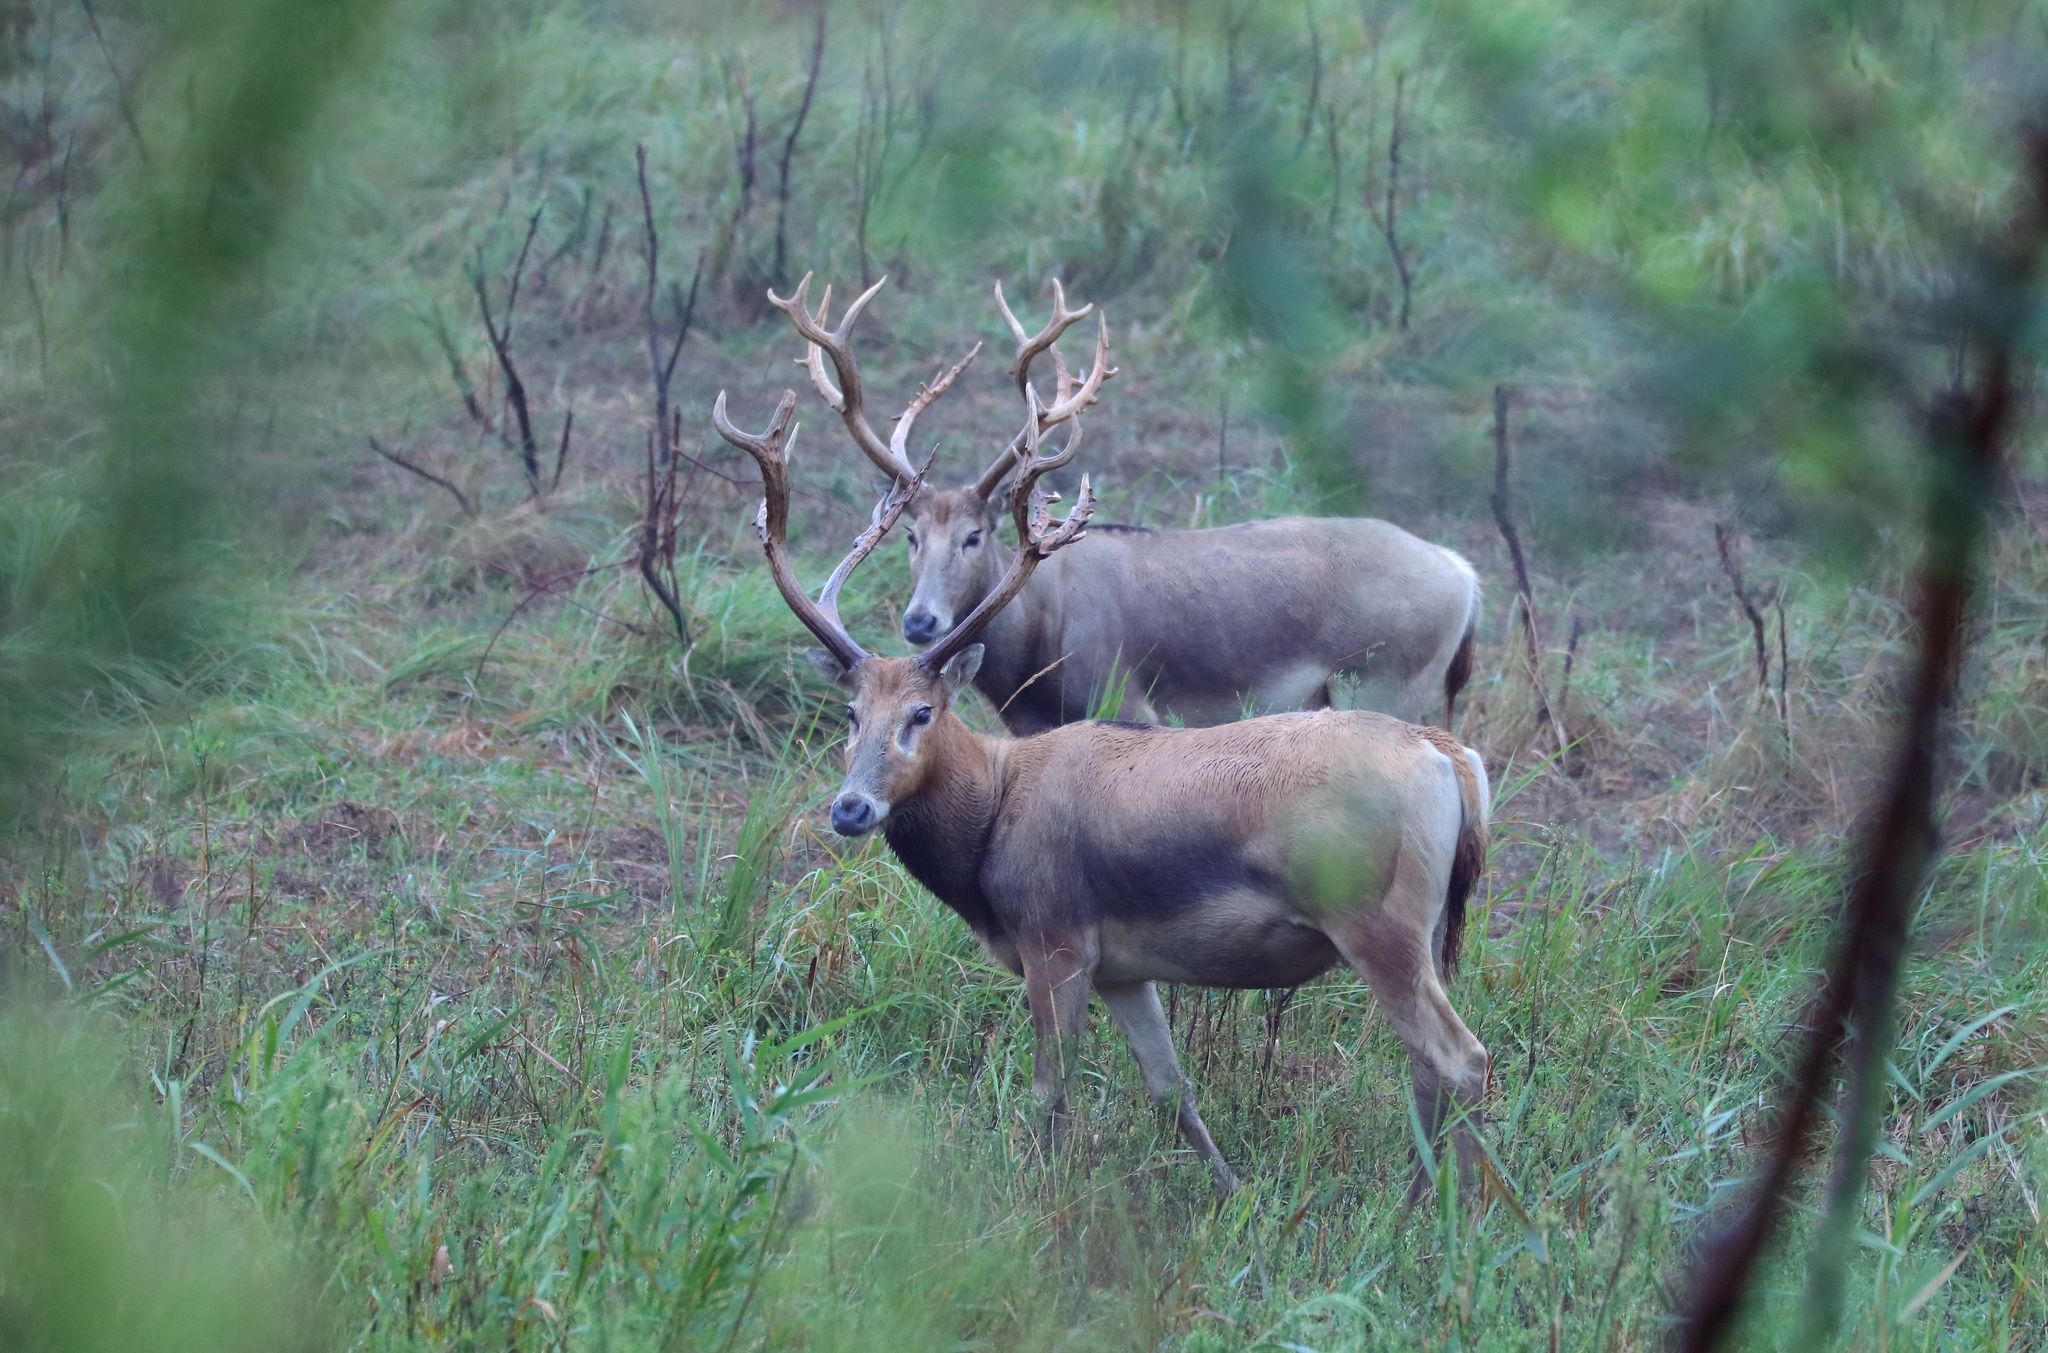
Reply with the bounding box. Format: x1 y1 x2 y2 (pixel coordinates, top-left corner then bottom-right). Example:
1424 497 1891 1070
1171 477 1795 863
1098 980 1240 1195
1328 913 1489 1203
1018 932 1095 1159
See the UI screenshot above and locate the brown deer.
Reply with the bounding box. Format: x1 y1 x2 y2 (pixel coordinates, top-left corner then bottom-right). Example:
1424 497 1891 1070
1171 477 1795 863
711 370 1492 1198
767 273 1482 733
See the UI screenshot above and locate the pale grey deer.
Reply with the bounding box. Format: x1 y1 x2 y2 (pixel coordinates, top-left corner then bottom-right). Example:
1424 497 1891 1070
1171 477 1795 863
768 273 1482 733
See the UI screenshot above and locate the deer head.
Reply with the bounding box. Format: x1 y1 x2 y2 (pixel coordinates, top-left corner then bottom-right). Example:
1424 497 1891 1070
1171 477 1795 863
712 379 1093 837
766 274 1112 647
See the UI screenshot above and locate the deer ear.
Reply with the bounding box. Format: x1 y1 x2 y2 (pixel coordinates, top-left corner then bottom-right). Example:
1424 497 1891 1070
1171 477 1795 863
939 644 983 696
804 648 857 688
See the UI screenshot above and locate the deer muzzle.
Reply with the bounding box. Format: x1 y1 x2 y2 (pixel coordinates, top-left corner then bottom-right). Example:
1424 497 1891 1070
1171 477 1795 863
829 789 885 836
901 607 945 645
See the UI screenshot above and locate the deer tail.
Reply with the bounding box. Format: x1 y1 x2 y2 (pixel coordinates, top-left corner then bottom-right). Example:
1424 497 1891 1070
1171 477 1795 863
1418 727 1489 978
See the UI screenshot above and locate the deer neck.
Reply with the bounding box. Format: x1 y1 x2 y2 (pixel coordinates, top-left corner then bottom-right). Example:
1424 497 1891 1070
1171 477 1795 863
881 715 1008 933
959 538 1039 688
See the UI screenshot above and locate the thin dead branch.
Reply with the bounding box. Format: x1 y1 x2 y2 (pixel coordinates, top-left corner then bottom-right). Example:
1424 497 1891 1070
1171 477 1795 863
551 409 573 493
368 437 474 516
430 310 490 432
469 208 548 495
472 561 634 685
1714 523 1777 718
1557 613 1584 717
1677 124 2044 1353
710 57 760 292
1775 591 1791 721
79 0 148 164
1370 69 1415 332
852 13 899 288
773 9 828 290
1296 0 1322 157
1489 385 1568 768
635 149 705 651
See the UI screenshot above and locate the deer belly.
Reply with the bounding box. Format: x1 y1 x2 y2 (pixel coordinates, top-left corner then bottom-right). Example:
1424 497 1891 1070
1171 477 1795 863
1095 897 1341 989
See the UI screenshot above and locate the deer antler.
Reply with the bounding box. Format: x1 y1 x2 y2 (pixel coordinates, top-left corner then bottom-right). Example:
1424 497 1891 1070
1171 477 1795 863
970 281 1115 502
922 386 1096 674
712 389 924 672
769 272 981 488
994 277 1092 397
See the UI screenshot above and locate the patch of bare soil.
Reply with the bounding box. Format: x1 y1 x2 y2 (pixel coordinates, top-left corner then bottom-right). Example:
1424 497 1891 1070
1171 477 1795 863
547 825 672 914
287 801 406 860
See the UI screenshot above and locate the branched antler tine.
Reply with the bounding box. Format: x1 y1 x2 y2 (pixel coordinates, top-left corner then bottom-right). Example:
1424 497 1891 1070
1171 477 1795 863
1008 387 1084 537
992 278 1030 348
971 283 1100 502
712 389 868 670
1038 311 1114 425
887 340 984 464
793 281 846 411
922 393 1094 674
766 272 912 484
999 277 1094 394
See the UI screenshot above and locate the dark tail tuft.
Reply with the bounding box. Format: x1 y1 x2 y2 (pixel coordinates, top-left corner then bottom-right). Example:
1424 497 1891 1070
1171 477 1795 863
1417 727 1488 977
1442 619 1477 729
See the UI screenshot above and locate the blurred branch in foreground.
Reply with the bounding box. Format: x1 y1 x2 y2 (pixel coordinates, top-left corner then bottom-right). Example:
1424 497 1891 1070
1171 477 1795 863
0 0 394 828
1678 121 2046 1353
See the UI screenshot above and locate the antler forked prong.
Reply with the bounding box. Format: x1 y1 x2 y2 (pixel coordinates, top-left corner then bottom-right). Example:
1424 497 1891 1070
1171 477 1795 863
713 387 924 673
970 289 1115 503
921 385 1096 674
769 271 978 490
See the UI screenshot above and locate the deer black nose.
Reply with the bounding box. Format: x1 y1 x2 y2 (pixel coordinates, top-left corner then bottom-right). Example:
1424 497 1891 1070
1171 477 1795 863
830 793 878 836
902 610 940 645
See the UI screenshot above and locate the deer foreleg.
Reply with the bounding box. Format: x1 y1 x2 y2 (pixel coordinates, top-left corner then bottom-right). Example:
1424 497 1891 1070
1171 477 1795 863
1099 980 1239 1195
1018 933 1094 1156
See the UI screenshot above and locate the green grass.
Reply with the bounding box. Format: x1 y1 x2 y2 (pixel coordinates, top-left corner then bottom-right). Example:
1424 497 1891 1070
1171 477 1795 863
4 554 2044 1349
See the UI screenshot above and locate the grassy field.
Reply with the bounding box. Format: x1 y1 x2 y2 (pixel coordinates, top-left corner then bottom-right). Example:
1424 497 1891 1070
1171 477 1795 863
5 1 2048 1350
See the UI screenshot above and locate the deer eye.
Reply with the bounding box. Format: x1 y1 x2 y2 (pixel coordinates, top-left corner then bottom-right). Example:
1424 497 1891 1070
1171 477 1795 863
845 706 859 729
909 706 933 727
905 530 918 549
964 531 982 548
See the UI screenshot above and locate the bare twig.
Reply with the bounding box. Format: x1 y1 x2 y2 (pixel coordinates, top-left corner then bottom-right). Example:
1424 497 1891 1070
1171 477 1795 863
551 410 574 493
1325 103 1343 234
469 208 546 494
1489 385 1568 768
1775 590 1791 722
634 151 704 650
1677 125 2043 1353
636 145 704 460
1714 522 1775 707
1557 613 1584 716
369 437 475 516
472 561 630 685
853 13 899 288
641 425 693 650
710 57 759 291
430 310 491 432
79 0 149 164
773 9 828 289
1371 70 1415 332
1296 0 1322 157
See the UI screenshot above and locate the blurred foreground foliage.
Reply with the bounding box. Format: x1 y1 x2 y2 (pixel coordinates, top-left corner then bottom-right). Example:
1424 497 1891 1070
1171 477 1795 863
2 0 2046 1349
